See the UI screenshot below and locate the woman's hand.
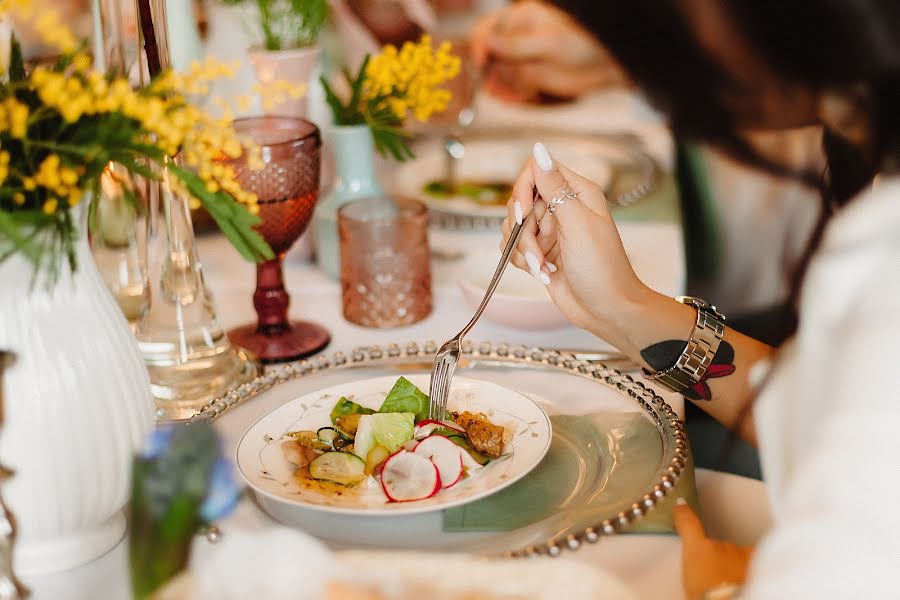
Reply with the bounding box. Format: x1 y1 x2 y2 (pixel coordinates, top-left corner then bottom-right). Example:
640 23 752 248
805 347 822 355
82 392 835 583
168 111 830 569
500 143 655 353
674 500 754 600
470 0 627 103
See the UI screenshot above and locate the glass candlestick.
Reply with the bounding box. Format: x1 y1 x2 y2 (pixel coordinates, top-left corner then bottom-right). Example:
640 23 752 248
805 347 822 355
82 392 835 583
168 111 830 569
90 163 150 324
134 171 259 421
131 0 258 421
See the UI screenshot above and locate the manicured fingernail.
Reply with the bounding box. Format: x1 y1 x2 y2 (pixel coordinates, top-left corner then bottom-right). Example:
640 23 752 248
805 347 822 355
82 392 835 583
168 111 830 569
514 200 523 225
545 261 558 273
537 271 550 285
524 251 541 276
675 497 687 506
533 142 553 172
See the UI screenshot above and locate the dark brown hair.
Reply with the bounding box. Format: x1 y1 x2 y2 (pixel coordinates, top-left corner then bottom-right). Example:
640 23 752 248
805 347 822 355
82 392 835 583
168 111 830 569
553 0 900 314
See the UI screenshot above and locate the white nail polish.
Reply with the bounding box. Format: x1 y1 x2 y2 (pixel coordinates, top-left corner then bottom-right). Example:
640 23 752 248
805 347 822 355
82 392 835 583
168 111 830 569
537 271 551 285
524 251 541 276
533 142 553 172
675 497 687 506
514 201 523 225
545 261 558 273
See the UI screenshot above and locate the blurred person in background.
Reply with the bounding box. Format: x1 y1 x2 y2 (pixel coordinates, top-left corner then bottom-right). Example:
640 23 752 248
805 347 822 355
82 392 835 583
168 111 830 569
499 0 899 597
472 0 820 345
473 0 822 479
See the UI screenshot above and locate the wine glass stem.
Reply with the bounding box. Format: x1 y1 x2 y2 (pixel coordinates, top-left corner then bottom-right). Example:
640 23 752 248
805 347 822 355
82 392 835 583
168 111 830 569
254 256 290 335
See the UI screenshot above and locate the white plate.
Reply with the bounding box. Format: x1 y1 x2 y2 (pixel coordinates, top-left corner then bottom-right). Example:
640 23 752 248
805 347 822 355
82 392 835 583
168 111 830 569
392 132 640 219
236 374 552 517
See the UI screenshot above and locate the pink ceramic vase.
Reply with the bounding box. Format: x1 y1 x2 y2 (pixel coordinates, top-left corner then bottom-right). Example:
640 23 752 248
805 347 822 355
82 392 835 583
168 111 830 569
249 45 321 118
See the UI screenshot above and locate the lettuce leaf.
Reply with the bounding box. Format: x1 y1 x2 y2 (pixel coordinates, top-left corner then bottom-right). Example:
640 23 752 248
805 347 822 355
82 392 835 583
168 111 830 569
330 397 374 425
353 413 415 459
378 377 430 423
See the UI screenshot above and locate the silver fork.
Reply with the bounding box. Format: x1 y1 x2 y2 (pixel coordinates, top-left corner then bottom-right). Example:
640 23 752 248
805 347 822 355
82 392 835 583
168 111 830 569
428 191 536 421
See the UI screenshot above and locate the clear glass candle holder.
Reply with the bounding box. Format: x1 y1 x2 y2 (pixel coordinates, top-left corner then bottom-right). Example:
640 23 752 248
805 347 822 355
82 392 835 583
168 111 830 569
338 197 433 328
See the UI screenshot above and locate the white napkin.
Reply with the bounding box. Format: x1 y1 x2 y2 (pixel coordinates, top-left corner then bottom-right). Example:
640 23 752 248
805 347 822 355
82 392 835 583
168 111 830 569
189 528 334 600
176 523 637 600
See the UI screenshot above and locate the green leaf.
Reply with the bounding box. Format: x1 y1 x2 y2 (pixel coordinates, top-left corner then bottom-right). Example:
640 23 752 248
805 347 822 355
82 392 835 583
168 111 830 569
320 75 349 125
348 56 369 112
167 164 273 263
329 397 375 425
0 210 44 265
8 34 25 82
378 377 430 423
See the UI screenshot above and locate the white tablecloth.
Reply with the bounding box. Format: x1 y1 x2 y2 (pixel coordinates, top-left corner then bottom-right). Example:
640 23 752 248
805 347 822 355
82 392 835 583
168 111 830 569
23 468 770 600
20 90 770 598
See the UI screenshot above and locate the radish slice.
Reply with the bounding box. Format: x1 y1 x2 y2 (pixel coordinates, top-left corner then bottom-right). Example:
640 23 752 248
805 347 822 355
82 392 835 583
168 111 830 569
459 449 484 471
380 450 441 502
402 439 419 452
414 420 465 439
417 419 466 432
414 435 465 489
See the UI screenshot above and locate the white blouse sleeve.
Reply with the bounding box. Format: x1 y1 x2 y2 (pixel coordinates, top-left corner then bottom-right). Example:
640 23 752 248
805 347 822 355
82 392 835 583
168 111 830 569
741 180 900 599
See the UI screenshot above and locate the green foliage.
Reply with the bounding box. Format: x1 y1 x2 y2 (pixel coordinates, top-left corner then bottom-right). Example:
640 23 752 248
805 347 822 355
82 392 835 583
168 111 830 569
0 36 274 284
168 165 273 263
320 57 415 162
221 0 328 50
8 33 25 83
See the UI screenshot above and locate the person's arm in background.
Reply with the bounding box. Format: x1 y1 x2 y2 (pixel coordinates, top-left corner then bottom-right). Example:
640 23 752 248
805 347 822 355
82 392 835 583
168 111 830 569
470 0 628 102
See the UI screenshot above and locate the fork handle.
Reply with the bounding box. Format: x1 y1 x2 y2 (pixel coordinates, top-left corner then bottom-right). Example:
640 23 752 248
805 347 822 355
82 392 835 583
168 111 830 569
459 210 531 339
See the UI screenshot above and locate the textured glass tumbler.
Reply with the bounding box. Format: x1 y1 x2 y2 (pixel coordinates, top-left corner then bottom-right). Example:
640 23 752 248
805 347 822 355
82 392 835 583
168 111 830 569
226 117 330 362
339 197 433 328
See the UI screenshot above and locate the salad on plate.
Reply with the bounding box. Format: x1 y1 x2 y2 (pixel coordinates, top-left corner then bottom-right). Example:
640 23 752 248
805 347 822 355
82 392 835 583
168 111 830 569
280 377 511 503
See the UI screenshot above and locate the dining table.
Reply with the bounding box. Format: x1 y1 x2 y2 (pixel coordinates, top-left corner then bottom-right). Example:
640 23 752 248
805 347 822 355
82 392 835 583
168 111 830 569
22 90 772 599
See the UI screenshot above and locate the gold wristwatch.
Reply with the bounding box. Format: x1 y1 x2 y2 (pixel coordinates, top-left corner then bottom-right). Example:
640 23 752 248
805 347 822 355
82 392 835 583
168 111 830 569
643 296 726 393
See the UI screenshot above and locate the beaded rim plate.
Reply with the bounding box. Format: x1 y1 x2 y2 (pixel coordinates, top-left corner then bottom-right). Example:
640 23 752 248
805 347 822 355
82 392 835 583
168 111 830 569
235 374 552 516
191 341 688 559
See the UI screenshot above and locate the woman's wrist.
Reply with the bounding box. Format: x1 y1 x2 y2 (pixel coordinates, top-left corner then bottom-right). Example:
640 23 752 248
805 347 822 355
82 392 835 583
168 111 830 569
588 285 697 368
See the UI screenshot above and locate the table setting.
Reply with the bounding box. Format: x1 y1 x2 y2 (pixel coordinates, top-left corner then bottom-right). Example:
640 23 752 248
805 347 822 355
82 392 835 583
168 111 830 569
0 2 769 599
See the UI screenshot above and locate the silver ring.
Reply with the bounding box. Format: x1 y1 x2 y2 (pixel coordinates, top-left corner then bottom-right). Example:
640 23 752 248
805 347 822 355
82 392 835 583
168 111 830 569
548 188 578 213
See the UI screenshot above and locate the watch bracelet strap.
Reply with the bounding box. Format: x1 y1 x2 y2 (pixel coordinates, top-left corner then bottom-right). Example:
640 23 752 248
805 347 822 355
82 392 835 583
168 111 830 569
644 301 725 392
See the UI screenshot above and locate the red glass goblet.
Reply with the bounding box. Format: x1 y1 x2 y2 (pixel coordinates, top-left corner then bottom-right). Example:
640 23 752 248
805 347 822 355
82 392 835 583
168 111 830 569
226 116 330 363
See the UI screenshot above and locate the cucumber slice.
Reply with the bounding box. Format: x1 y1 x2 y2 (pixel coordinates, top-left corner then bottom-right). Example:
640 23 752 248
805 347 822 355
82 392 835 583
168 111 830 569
317 427 340 447
308 452 367 486
287 430 332 452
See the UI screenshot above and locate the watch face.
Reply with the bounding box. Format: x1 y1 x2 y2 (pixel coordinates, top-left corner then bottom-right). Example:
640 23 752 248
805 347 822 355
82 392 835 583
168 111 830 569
676 296 723 319
676 295 702 307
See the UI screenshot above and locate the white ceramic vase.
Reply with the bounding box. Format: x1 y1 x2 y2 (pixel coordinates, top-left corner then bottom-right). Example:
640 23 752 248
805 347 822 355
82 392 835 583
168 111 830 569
249 44 322 118
0 206 156 575
164 0 204 71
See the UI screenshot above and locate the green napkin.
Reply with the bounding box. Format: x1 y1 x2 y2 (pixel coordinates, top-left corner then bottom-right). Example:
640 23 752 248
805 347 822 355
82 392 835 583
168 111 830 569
675 142 722 283
443 412 700 534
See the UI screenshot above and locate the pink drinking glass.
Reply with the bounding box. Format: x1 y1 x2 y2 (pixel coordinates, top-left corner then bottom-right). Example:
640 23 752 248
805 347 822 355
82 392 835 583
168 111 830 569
226 117 330 362
339 197 433 328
